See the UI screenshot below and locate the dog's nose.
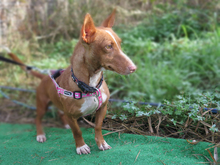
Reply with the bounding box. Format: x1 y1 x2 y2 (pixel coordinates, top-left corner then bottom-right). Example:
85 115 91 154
128 65 137 73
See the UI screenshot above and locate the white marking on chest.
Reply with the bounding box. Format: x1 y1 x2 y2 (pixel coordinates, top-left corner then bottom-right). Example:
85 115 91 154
80 96 99 116
79 71 104 115
104 30 135 65
101 87 107 103
89 71 102 87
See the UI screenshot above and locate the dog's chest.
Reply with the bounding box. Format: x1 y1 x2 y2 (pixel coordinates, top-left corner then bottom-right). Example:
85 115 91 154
80 96 99 116
79 86 107 116
79 72 107 116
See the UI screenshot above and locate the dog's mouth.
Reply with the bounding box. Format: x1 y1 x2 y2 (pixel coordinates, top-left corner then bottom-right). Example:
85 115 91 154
107 66 115 71
104 65 136 75
105 65 129 75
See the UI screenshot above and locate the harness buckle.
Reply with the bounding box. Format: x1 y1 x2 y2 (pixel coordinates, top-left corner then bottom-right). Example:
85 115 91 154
94 88 100 97
73 91 82 99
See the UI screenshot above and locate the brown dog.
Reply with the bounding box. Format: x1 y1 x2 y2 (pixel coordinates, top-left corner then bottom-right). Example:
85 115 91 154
9 10 136 155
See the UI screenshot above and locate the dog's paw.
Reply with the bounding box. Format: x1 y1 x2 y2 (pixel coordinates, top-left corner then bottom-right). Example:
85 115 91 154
64 124 71 129
76 144 91 155
36 134 46 143
98 141 111 151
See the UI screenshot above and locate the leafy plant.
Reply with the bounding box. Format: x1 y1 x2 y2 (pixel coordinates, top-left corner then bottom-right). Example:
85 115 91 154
109 90 220 142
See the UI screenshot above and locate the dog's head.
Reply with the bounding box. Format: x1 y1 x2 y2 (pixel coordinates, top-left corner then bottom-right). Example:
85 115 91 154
80 10 136 75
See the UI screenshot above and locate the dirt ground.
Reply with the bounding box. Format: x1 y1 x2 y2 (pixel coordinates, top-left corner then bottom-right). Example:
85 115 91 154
0 97 90 128
1 91 220 146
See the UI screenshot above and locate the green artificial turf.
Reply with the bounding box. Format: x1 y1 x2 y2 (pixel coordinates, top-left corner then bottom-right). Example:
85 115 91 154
0 123 215 165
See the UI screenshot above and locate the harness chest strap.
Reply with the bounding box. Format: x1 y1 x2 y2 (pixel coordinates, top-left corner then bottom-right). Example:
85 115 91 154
49 72 102 111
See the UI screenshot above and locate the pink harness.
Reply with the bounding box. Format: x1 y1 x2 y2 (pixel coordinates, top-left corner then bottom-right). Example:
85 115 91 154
49 70 102 111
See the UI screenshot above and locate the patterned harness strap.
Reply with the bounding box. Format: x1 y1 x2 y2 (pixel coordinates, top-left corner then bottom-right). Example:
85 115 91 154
49 69 102 111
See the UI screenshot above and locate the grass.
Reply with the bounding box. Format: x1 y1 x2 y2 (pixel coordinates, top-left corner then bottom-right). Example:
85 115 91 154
0 123 215 164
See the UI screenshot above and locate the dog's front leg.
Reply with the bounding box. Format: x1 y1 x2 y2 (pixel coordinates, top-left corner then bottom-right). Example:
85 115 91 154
66 115 91 155
95 104 112 151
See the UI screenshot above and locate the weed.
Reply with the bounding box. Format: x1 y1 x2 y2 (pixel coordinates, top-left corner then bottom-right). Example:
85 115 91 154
109 89 220 142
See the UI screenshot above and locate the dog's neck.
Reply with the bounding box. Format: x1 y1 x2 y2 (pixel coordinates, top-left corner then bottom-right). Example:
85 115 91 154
70 42 102 87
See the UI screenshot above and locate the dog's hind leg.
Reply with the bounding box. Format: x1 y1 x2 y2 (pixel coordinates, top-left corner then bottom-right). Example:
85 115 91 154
35 90 50 143
58 110 70 129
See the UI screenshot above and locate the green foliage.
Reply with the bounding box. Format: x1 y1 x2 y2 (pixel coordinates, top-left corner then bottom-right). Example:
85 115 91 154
117 2 218 42
111 90 220 135
103 4 220 102
42 39 78 58
32 39 78 69
105 29 220 102
210 124 218 132
24 5 220 103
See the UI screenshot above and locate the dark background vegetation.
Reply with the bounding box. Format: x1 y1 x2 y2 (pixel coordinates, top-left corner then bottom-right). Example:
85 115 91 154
0 0 220 147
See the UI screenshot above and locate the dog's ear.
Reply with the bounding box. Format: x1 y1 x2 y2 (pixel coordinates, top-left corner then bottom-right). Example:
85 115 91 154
81 13 96 43
101 9 116 28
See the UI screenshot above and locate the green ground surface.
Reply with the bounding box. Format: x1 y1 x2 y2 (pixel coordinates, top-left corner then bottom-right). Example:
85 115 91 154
0 123 215 165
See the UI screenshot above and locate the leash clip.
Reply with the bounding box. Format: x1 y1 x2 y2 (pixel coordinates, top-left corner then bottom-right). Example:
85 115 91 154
32 67 49 74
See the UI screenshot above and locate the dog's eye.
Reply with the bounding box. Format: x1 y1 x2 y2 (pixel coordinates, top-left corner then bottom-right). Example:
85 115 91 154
105 44 112 50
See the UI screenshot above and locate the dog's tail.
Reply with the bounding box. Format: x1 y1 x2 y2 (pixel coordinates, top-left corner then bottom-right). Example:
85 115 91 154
8 53 45 79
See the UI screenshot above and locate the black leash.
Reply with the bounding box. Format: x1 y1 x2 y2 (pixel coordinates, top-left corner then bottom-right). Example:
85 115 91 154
0 54 33 70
